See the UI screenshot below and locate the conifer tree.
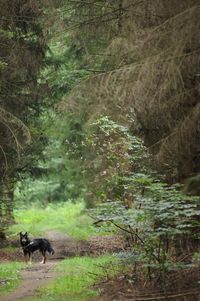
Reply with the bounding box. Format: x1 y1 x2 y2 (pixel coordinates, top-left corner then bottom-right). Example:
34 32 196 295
0 0 47 239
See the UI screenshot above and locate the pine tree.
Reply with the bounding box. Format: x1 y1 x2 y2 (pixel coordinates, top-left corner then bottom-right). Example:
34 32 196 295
0 0 47 238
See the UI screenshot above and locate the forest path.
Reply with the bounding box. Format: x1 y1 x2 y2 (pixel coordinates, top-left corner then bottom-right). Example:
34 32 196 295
1 231 125 301
1 260 59 301
1 231 87 301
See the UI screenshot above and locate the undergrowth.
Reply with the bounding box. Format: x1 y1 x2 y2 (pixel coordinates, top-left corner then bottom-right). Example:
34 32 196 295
8 201 96 240
0 262 25 295
23 255 119 301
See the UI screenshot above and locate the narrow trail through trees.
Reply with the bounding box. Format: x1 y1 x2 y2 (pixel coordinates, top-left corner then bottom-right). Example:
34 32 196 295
1 231 125 301
1 260 59 301
1 231 90 301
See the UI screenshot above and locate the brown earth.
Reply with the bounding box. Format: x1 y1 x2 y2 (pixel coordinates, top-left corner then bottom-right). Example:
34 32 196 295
1 260 59 301
0 231 126 301
3 232 198 301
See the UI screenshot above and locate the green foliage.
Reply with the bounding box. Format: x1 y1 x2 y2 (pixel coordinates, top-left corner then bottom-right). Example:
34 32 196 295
25 255 118 301
84 118 200 277
192 252 200 262
70 116 149 206
41 112 85 200
0 60 7 70
14 9 91 205
14 108 85 203
0 262 25 295
0 0 47 174
1 2 199 294
9 201 95 240
141 181 200 236
91 171 200 276
0 0 50 235
41 15 88 114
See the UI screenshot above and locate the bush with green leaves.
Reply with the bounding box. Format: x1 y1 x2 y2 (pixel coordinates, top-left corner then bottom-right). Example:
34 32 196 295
86 117 200 279
76 116 149 206
91 175 200 279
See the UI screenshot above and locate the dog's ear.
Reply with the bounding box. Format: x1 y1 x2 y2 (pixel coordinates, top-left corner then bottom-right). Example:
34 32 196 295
25 232 28 236
19 232 22 236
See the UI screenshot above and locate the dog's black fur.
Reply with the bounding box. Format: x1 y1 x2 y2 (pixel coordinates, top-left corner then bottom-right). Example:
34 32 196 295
19 232 54 264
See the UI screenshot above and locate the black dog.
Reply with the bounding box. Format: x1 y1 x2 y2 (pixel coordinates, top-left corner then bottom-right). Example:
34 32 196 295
19 232 54 264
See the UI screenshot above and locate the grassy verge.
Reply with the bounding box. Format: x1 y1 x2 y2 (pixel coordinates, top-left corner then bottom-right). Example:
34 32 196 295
0 262 25 295
1 246 18 254
23 255 118 301
8 201 96 240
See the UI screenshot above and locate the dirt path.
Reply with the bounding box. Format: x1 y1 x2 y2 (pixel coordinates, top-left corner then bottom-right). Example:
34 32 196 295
1 260 59 301
1 231 125 301
1 231 77 301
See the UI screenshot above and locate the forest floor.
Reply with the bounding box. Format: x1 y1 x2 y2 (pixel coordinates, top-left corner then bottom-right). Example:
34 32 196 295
0 231 126 301
1 230 199 301
1 260 59 301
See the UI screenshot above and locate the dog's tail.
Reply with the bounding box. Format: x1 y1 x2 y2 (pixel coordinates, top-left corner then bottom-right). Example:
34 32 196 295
47 245 55 255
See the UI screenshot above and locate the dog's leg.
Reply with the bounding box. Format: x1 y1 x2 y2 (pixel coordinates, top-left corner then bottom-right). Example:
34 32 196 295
29 252 32 264
24 251 29 264
41 251 46 264
43 252 47 264
24 253 28 264
40 251 44 264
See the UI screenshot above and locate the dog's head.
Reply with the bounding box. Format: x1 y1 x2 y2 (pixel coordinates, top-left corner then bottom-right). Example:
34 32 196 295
19 232 30 246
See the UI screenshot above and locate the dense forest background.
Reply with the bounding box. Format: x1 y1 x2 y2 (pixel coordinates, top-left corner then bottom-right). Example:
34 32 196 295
0 0 200 298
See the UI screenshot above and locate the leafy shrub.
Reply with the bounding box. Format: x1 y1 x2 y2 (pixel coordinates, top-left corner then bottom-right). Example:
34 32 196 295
86 117 200 279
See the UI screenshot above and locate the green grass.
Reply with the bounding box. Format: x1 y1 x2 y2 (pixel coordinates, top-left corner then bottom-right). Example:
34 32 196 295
0 262 25 295
3 202 121 301
23 255 118 301
2 246 17 254
8 201 95 239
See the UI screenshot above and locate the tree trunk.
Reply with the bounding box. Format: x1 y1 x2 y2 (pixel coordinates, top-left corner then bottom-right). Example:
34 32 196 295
5 178 15 224
0 184 6 245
